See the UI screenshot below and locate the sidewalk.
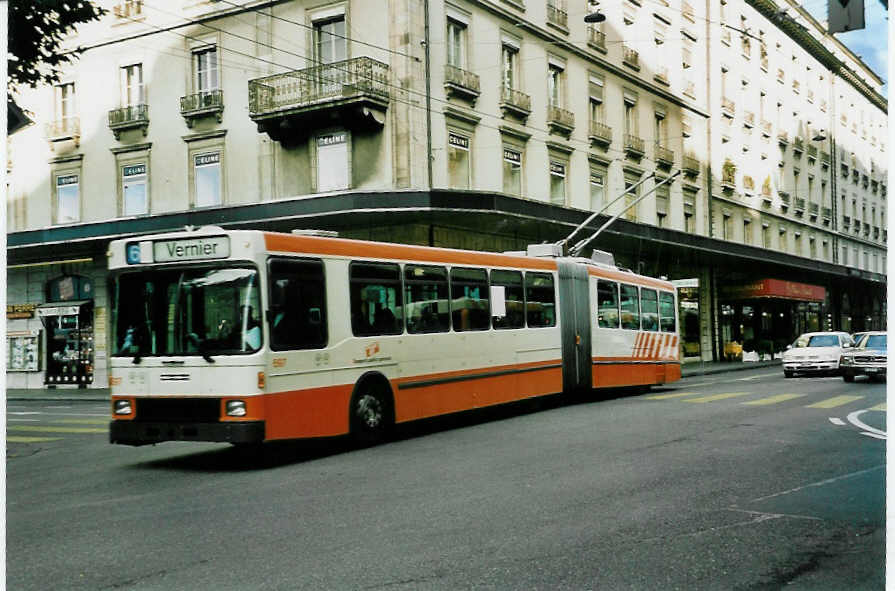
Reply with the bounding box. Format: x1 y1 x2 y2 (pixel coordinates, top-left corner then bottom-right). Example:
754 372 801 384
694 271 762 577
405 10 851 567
7 359 781 401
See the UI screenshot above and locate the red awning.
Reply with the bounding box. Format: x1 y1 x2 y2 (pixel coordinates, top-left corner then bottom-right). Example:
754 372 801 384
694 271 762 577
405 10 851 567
722 279 826 302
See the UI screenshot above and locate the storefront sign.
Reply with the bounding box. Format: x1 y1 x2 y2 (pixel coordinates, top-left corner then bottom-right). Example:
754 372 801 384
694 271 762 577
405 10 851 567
448 132 469 150
7 304 37 319
153 236 230 263
672 278 699 289
722 279 826 302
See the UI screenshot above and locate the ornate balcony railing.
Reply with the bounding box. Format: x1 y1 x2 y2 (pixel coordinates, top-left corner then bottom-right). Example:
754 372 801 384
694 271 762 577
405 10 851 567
777 131 788 145
682 154 700 176
180 89 224 126
587 27 606 51
108 104 149 139
622 45 640 69
624 134 645 158
820 151 830 166
547 1 568 29
806 145 817 159
808 202 819 216
779 191 791 205
655 144 674 167
794 198 805 213
45 118 81 142
588 121 612 146
444 64 481 103
547 105 575 135
499 86 531 119
248 57 390 117
792 137 804 154
822 206 832 221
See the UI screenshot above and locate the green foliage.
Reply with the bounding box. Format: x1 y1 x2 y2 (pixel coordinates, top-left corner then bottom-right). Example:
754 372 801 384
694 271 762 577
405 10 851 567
8 1 106 92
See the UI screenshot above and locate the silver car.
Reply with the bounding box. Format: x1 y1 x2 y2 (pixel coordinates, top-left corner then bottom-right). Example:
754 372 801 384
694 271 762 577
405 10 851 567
841 332 887 382
782 331 853 378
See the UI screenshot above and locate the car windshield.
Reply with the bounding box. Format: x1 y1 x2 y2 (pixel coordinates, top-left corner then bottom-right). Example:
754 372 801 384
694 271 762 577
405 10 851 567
111 265 262 357
795 334 840 348
862 335 887 350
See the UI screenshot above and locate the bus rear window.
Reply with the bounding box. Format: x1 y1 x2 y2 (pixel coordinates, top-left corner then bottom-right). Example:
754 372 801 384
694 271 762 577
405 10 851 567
640 288 659 331
404 265 450 333
597 280 619 328
525 272 556 327
350 263 403 336
620 284 640 330
659 291 676 333
450 267 489 331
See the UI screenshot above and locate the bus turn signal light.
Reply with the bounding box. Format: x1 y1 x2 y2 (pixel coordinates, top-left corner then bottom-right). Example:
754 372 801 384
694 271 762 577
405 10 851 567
257 371 266 390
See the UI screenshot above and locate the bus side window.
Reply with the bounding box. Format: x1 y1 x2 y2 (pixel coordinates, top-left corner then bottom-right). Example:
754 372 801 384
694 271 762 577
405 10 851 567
450 267 490 331
596 280 620 328
350 262 403 336
404 265 450 334
640 288 659 332
490 270 524 329
526 272 556 327
268 258 328 350
619 284 640 330
659 291 676 332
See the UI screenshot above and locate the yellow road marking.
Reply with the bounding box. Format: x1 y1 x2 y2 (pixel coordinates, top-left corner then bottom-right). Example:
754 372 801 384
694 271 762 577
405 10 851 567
868 403 887 411
646 392 700 400
683 392 750 403
806 395 864 409
7 436 63 443
53 418 110 425
743 394 806 406
8 426 107 434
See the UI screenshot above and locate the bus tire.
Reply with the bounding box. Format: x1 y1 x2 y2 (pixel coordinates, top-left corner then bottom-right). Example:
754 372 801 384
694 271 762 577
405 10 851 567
349 377 394 447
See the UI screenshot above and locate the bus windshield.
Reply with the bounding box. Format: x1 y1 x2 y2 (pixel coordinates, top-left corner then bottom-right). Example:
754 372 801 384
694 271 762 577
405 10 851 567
112 266 261 358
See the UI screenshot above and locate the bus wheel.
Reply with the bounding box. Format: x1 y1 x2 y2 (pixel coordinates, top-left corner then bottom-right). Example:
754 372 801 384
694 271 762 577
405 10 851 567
350 382 393 447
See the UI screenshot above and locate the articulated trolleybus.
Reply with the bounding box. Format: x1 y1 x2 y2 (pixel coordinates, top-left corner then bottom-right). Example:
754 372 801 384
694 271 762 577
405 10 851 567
108 226 680 447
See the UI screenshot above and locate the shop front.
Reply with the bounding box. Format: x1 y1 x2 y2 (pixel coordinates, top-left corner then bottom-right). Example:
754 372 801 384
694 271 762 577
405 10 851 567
719 279 827 360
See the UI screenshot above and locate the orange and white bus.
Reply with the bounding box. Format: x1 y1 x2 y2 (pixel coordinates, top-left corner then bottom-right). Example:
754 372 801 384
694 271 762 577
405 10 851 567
107 226 679 446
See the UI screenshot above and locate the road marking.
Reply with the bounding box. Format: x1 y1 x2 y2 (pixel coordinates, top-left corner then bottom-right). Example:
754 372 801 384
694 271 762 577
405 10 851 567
8 412 41 416
806 395 864 409
7 436 63 443
846 410 887 440
53 418 110 425
735 372 783 381
751 465 884 502
8 419 41 422
829 418 846 426
869 403 887 411
743 394 806 406
8 426 107 434
683 392 750 403
646 391 700 400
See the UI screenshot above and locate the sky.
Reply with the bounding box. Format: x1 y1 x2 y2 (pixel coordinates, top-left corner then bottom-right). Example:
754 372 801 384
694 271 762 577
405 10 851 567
802 0 889 96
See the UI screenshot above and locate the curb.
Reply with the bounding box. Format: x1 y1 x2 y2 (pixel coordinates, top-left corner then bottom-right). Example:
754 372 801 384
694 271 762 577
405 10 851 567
681 360 782 377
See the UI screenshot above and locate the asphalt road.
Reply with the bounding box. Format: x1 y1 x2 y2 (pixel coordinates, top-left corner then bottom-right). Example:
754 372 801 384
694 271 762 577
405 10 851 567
6 367 886 590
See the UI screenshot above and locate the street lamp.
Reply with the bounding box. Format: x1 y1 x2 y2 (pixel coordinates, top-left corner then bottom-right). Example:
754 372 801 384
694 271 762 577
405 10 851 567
584 1 606 22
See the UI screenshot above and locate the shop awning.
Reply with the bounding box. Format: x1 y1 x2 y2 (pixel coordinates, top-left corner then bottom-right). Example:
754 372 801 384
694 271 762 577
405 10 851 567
36 300 92 317
722 279 826 302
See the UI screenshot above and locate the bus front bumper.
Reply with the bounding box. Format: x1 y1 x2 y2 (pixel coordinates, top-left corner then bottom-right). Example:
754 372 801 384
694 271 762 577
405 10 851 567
110 420 265 446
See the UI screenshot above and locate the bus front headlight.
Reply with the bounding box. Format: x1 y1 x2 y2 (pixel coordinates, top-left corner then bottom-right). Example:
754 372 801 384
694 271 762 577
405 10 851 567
225 400 247 417
113 399 133 415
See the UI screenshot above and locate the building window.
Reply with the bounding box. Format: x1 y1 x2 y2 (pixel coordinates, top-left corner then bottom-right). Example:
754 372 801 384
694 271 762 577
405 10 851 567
448 131 471 189
762 224 771 248
655 180 669 227
722 213 732 240
624 174 640 221
502 147 522 195
194 151 222 207
55 82 76 125
743 219 752 245
193 46 219 93
548 62 564 107
120 63 144 107
624 93 638 136
315 16 347 64
682 38 694 69
809 237 816 259
589 74 604 123
122 163 148 216
502 41 519 91
55 173 80 224
549 160 566 205
316 131 350 192
842 245 849 265
446 18 467 68
590 168 605 211
654 111 667 146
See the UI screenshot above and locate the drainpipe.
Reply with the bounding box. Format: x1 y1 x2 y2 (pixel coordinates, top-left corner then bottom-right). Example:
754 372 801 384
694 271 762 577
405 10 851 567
423 0 433 190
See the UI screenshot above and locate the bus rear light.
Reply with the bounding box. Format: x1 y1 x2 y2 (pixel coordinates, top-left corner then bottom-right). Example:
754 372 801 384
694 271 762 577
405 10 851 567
226 400 247 417
114 399 133 415
257 371 266 390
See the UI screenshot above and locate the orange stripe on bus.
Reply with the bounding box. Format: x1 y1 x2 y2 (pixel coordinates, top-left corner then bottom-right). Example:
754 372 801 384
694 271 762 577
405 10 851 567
586 267 674 290
264 233 559 271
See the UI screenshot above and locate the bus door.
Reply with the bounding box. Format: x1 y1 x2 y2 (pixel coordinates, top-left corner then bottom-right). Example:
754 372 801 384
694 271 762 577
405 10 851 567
558 261 592 394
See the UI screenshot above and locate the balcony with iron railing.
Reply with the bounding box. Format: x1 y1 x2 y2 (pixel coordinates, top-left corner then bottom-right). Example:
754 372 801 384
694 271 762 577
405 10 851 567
682 154 700 176
248 57 390 141
822 206 832 222
546 1 568 30
821 151 830 167
45 117 81 145
622 45 640 70
499 86 531 120
778 190 791 206
588 120 612 147
777 130 788 146
792 137 804 156
806 144 817 160
587 26 606 52
180 89 224 127
444 64 481 103
653 67 669 86
113 0 143 19
655 144 674 168
547 105 575 136
108 104 149 139
794 198 805 214
624 134 645 159
808 202 819 217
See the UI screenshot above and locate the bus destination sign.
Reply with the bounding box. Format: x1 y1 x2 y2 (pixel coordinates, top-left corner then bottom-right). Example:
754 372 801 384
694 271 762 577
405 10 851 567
153 236 230 263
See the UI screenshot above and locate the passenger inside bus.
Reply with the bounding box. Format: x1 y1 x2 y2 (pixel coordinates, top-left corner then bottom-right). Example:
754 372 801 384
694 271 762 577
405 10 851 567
241 305 262 351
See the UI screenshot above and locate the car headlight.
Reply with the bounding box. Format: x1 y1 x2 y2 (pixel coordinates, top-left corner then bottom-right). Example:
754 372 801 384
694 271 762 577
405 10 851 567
113 399 133 415
840 356 853 366
225 400 247 417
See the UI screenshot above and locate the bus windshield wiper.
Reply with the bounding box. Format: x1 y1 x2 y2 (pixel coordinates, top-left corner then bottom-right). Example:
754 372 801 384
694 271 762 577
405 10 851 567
188 333 216 363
